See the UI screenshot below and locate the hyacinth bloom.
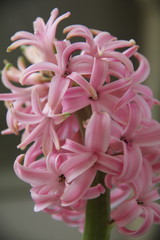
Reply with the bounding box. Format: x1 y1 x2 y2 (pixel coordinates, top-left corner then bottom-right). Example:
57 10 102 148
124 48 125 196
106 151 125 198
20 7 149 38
0 8 160 240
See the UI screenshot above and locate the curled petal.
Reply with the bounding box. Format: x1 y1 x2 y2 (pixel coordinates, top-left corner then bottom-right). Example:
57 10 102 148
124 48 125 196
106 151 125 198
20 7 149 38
83 184 105 199
14 155 52 186
61 167 96 206
119 143 142 182
119 207 153 237
19 62 60 85
111 199 142 227
68 72 97 99
133 53 150 83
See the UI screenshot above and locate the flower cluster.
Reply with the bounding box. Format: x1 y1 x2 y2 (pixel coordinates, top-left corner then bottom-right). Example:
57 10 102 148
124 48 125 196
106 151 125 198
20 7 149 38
0 8 160 237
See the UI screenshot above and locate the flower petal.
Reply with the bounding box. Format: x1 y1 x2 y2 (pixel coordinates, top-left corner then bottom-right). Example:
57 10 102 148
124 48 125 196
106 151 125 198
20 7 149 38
85 112 111 152
61 168 96 206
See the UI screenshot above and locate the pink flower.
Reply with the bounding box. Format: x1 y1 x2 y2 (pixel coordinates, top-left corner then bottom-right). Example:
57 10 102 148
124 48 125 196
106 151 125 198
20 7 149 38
14 140 104 211
111 161 160 237
7 8 70 63
55 112 122 206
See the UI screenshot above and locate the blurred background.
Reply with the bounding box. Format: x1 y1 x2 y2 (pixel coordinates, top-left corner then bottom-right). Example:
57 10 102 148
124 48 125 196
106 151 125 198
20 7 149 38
0 0 160 239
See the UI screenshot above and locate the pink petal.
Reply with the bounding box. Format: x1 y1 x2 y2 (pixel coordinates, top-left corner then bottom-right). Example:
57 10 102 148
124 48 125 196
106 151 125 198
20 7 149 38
114 88 136 110
83 184 105 199
61 168 96 206
119 207 153 237
62 87 89 113
14 155 52 186
7 39 40 52
97 153 122 175
134 127 160 146
59 152 96 182
90 58 108 90
62 138 87 153
105 51 134 74
111 199 142 227
132 53 150 84
48 76 70 111
68 72 97 99
20 62 60 85
31 88 43 116
85 112 111 152
119 143 142 182
68 55 93 75
17 118 48 148
12 109 44 124
122 102 141 138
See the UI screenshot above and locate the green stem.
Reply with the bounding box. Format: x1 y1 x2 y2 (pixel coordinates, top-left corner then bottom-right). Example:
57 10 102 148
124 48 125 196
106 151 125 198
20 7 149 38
83 171 113 240
75 107 113 240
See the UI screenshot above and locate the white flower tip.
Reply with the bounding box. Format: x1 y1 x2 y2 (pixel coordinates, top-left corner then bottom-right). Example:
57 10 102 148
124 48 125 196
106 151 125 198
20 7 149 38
129 39 136 45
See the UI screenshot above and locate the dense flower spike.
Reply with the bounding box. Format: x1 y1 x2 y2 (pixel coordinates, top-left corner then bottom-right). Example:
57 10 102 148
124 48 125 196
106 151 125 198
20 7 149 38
0 8 160 238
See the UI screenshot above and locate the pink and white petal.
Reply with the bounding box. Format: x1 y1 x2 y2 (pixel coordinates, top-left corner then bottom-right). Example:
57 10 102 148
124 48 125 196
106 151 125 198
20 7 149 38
46 8 59 28
24 141 42 167
59 152 96 182
111 199 142 227
123 45 139 58
11 109 44 124
68 72 97 99
114 88 136 111
48 11 71 42
83 184 105 199
61 167 97 206
19 62 60 85
48 76 70 111
122 102 141 138
106 39 135 51
14 155 52 186
106 51 134 74
62 138 87 153
7 39 40 52
49 120 60 150
98 92 128 125
119 207 153 237
148 202 160 223
100 77 130 94
31 88 43 116
68 55 93 75
133 127 160 146
62 42 90 64
85 112 111 152
42 126 53 155
90 58 108 90
119 143 142 182
111 185 131 209
97 153 122 175
17 119 47 148
62 87 89 113
0 92 29 101
64 25 95 50
132 53 150 84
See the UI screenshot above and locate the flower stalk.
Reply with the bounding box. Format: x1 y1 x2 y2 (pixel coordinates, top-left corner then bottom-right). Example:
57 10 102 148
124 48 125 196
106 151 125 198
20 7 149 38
83 171 113 240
